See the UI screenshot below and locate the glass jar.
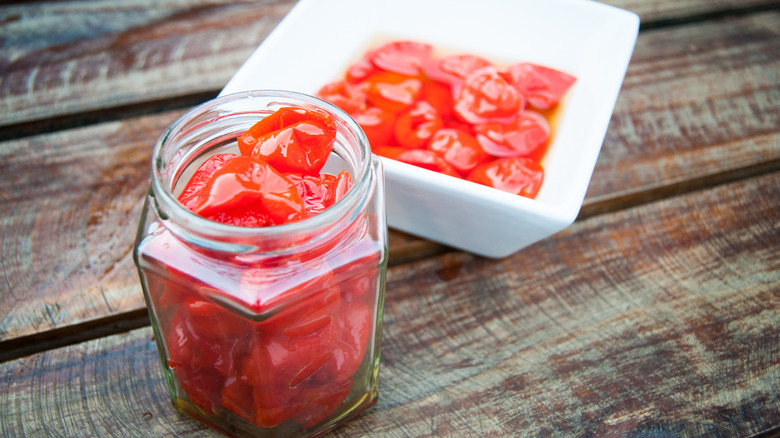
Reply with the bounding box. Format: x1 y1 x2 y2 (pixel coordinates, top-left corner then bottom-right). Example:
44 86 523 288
133 91 387 437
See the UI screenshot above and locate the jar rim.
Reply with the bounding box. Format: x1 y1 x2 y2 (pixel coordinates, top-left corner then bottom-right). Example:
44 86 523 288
149 90 375 254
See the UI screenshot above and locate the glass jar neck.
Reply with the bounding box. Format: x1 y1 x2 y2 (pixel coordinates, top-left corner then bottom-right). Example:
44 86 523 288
149 90 374 257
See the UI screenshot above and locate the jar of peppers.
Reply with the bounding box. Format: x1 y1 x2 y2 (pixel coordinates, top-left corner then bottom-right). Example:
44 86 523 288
133 90 388 437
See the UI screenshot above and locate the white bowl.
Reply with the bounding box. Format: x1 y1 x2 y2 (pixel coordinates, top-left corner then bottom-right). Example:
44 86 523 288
221 0 639 258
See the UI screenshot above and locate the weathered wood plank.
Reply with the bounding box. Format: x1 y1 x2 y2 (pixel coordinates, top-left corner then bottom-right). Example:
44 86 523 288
582 10 780 216
1 10 778 347
0 111 178 344
603 0 780 24
0 0 296 127
2 171 777 437
1 0 778 130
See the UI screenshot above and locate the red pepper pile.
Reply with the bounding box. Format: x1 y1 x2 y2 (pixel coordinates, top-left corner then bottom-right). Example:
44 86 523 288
149 253 377 428
317 40 576 199
146 107 381 428
178 107 351 227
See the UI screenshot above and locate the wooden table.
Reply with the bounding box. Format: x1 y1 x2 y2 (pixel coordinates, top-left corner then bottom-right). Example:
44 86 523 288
1 1 778 436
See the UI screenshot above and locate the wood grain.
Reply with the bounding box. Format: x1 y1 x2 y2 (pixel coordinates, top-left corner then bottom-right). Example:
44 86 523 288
1 0 777 132
0 111 180 344
0 0 295 127
583 10 780 216
2 9 779 348
2 171 777 437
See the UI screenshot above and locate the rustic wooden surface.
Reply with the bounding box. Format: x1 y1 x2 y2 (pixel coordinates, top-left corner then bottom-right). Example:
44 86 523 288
2 172 778 437
0 0 778 436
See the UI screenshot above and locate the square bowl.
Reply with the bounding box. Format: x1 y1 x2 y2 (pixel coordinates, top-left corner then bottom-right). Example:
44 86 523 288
221 0 639 258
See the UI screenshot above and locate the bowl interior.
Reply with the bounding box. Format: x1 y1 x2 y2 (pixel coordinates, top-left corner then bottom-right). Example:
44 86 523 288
223 0 638 215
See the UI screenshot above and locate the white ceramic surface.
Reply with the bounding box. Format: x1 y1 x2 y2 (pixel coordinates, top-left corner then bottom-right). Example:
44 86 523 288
221 0 639 258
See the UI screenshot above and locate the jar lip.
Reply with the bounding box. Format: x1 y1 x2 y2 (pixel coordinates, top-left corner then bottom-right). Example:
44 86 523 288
150 90 374 249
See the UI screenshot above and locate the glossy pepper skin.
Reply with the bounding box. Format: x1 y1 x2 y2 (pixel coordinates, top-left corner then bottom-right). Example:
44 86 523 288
317 40 576 199
236 107 337 175
189 155 306 225
180 107 346 226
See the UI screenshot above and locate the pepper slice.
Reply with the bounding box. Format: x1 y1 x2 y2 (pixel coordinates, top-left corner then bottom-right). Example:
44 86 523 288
503 62 576 110
427 128 489 175
467 157 544 199
375 146 460 178
394 100 444 149
453 66 524 124
286 170 352 217
367 40 432 76
474 110 550 160
237 107 337 175
178 153 238 210
189 155 306 226
364 71 423 114
422 53 492 92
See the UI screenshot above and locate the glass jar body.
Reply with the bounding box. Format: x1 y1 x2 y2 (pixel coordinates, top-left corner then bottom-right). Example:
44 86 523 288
133 91 387 438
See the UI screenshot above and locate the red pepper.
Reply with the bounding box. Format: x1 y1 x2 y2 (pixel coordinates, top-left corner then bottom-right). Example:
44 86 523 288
364 71 423 113
375 146 460 178
367 40 432 76
394 100 444 149
189 155 306 226
503 62 577 110
237 107 336 175
453 66 523 124
474 110 551 160
467 157 544 199
315 39 576 200
428 128 489 175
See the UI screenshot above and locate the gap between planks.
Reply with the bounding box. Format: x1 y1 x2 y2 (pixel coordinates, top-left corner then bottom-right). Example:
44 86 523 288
0 308 150 364
0 91 219 143
638 1 780 31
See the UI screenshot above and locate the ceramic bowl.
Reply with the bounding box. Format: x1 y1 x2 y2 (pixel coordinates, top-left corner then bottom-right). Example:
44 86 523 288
221 0 639 258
